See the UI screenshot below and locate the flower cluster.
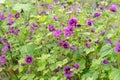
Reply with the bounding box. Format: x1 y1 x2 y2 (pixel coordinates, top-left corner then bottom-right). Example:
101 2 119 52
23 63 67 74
7 27 20 36
58 40 77 51
63 63 80 80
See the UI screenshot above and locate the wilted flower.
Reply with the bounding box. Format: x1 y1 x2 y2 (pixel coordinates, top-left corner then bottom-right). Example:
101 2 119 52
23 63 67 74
106 39 113 45
26 68 30 74
53 30 62 38
93 12 101 18
102 60 109 64
86 19 94 26
25 56 34 64
68 17 78 26
70 46 77 51
100 30 106 35
91 29 95 33
54 66 61 73
39 10 47 15
98 6 104 10
63 66 74 79
95 40 100 44
75 24 81 28
74 63 80 69
53 16 58 21
109 5 118 12
114 43 120 53
30 26 35 34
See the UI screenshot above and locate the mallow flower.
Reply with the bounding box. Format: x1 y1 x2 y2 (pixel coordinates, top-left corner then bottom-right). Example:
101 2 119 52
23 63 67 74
109 5 118 12
25 56 34 65
114 43 120 53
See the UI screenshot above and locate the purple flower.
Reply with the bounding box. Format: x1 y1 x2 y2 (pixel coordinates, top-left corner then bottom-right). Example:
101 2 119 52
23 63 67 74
1 43 10 55
15 13 20 18
63 66 74 79
7 19 14 25
93 12 101 18
91 29 95 33
58 41 70 49
100 30 106 35
8 14 15 19
74 63 80 69
68 17 78 26
29 36 33 40
58 40 64 46
85 43 91 48
48 4 52 9
106 39 113 45
62 41 70 49
30 27 35 34
32 23 39 28
48 24 56 32
64 26 74 37
0 14 6 20
14 29 20 36
53 16 58 21
9 27 15 33
26 22 29 26
0 55 6 66
2 38 8 44
70 46 77 51
25 56 34 65
8 27 20 36
114 43 120 53
102 60 109 65
39 10 47 15
98 6 104 10
53 30 62 38
86 19 94 26
109 5 118 12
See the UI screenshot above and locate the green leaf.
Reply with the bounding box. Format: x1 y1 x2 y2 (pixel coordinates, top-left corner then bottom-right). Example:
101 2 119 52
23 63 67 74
98 44 113 57
19 66 24 73
13 3 33 12
0 67 2 72
20 44 36 57
27 74 35 80
109 69 120 80
67 0 74 3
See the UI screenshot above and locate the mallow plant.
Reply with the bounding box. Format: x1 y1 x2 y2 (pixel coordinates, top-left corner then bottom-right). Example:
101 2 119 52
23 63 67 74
0 0 120 80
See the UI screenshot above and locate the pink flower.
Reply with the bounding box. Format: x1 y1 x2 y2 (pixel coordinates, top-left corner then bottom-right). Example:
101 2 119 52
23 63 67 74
53 30 62 38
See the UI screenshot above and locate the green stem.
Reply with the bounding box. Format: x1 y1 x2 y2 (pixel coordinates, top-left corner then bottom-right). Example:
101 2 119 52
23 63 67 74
117 54 120 69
